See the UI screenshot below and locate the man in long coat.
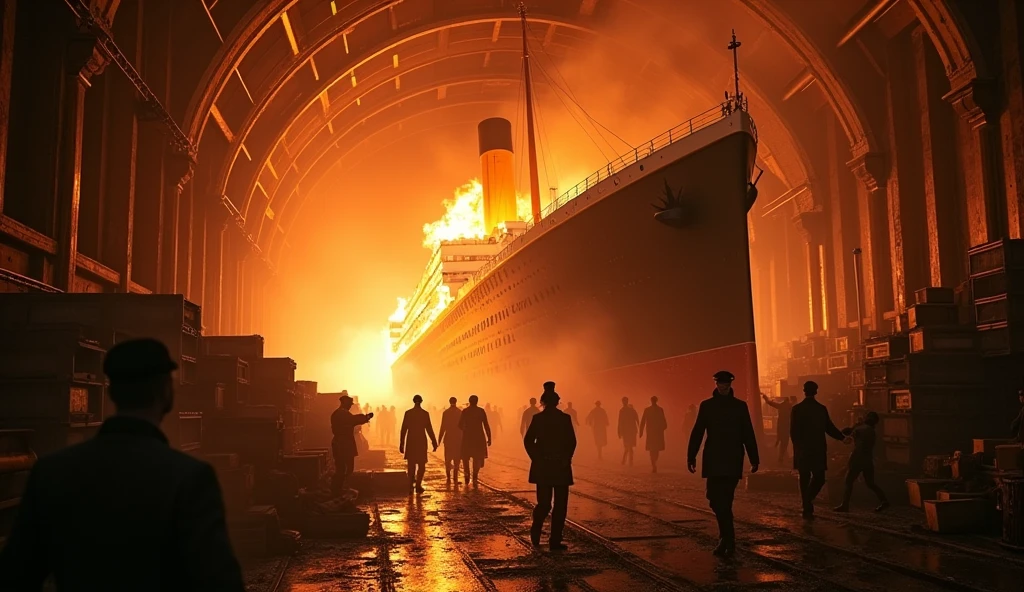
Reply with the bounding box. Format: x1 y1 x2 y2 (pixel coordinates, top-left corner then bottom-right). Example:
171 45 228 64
524 382 576 551
521 398 540 436
586 401 609 460
458 394 492 486
332 392 374 495
438 397 464 484
618 397 639 466
400 394 438 493
687 371 759 557
790 380 845 518
639 396 668 473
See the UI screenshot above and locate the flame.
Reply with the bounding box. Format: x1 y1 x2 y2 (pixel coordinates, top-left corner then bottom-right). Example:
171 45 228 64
421 179 535 248
388 297 408 323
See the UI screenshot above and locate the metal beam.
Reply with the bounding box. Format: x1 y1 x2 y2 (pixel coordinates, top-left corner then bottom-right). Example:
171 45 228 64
781 68 816 101
837 0 900 48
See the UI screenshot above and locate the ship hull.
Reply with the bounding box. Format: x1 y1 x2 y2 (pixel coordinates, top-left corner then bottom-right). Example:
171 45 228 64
393 112 761 435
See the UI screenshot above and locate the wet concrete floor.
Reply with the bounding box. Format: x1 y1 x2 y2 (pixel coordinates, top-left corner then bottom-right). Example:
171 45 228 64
244 447 1024 592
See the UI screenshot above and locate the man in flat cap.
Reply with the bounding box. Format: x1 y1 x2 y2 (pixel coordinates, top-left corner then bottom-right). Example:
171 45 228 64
790 380 845 518
524 382 576 550
0 338 245 591
687 370 759 557
331 391 374 495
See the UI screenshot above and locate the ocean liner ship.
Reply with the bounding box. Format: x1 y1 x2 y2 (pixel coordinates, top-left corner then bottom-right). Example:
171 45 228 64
388 11 762 432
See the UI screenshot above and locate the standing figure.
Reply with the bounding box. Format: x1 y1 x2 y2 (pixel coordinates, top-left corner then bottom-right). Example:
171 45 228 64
687 371 759 557
400 395 438 493
586 401 609 460
618 397 639 466
389 406 398 445
0 339 245 591
332 392 374 495
438 397 464 484
524 381 577 551
639 396 668 473
834 411 889 512
761 393 795 465
458 395 492 485
790 380 845 519
565 402 580 428
521 398 540 436
494 406 504 436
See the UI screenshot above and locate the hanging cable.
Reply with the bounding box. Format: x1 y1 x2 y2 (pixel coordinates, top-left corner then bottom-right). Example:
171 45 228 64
528 55 612 161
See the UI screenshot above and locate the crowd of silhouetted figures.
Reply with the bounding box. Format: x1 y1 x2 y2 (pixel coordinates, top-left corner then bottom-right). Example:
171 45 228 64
2 338 1022 588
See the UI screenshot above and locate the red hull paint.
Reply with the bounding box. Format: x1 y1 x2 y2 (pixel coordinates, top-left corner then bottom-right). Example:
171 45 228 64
595 342 762 433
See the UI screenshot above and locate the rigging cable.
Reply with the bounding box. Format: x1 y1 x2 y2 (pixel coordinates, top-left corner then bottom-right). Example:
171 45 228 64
527 54 612 162
525 21 634 152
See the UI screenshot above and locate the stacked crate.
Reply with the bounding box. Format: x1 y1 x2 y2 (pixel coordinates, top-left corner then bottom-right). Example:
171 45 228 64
0 430 36 547
968 239 1024 355
186 355 250 412
202 335 265 361
249 358 301 453
785 334 828 379
0 294 204 450
863 288 987 467
0 324 108 456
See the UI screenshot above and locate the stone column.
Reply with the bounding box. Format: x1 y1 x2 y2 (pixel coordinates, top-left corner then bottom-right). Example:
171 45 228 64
161 150 194 295
55 37 106 292
848 151 892 332
794 211 828 334
204 208 227 335
913 28 967 286
944 75 1006 246
1000 0 1024 240
825 114 859 331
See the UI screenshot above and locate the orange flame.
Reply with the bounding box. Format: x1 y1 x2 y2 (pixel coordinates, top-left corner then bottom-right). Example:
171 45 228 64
421 179 534 248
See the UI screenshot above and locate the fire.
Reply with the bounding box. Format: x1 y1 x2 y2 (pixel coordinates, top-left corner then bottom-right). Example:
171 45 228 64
421 178 535 248
388 297 408 323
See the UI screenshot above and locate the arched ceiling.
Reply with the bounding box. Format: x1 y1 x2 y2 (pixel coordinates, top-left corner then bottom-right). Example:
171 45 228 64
99 0 986 271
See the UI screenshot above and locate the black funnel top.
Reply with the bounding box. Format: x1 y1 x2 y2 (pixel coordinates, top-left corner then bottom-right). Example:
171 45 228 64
478 118 513 156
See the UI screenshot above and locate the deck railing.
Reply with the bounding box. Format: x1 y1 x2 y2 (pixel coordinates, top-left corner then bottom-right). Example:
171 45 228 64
470 98 754 283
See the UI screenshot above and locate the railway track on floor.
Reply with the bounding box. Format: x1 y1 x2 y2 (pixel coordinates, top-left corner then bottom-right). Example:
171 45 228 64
485 453 1006 592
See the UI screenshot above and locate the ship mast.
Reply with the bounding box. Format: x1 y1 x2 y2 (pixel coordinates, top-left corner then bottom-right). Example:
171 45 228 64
727 30 744 109
519 3 543 222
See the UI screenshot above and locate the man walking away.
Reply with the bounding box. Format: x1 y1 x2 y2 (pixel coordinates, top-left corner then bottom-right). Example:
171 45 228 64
458 395 492 486
524 381 577 551
438 397 464 484
331 392 374 495
0 339 245 591
618 397 639 466
566 401 580 428
687 370 759 557
834 411 889 512
639 396 668 473
790 380 845 518
521 398 540 437
761 393 795 465
400 395 438 493
586 401 609 460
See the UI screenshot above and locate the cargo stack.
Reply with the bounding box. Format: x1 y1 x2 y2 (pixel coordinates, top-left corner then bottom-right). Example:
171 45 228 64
0 324 108 456
968 239 1024 356
784 334 828 379
861 288 987 468
0 294 204 451
250 357 302 453
184 354 250 412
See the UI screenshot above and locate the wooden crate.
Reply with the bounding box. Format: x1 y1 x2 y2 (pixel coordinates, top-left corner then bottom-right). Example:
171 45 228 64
971 269 1024 301
977 321 1024 355
996 444 1024 471
908 327 977 353
908 303 959 329
865 335 909 361
968 238 1024 276
885 385 987 414
974 438 1014 464
907 479 956 508
201 335 264 360
924 499 987 533
975 295 1024 325
885 353 984 385
858 387 889 413
914 287 955 304
250 358 296 389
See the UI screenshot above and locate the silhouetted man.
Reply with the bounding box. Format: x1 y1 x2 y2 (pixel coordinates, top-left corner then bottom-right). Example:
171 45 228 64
332 392 374 495
640 396 668 473
586 401 609 460
400 395 438 493
388 405 398 445
438 397 464 483
0 339 245 591
521 397 540 436
524 382 576 550
618 397 639 466
566 401 580 428
761 393 796 465
493 405 504 436
834 411 889 513
458 394 492 486
790 380 844 518
687 370 759 557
